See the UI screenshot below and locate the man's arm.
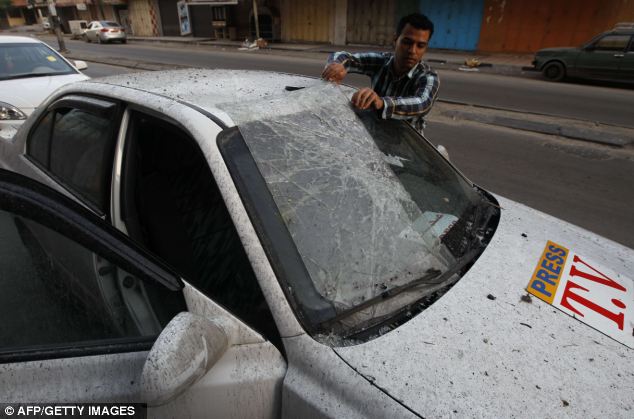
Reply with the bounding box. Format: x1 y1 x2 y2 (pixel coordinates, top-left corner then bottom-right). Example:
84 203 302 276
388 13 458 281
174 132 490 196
322 52 389 82
328 51 388 76
380 71 440 120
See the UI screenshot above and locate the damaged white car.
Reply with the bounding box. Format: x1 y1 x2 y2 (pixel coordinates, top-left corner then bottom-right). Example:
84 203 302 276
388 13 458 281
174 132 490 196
0 70 631 418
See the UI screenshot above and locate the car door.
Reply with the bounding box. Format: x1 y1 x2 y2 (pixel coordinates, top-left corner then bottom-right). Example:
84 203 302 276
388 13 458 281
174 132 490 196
111 106 285 348
0 169 286 418
575 33 631 79
89 22 102 41
619 35 634 81
21 95 123 313
85 22 95 41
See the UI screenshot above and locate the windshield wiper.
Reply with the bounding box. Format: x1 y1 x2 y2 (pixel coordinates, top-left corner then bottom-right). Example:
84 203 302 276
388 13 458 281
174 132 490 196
320 268 442 328
1 72 67 81
321 242 485 332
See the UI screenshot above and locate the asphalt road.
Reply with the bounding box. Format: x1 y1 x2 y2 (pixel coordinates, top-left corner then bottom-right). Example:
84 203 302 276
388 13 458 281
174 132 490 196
426 120 634 248
57 38 634 128
438 71 634 128
79 57 634 249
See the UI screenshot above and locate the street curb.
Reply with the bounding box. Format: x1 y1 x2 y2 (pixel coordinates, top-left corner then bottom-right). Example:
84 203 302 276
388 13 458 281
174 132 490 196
437 107 634 147
438 98 634 130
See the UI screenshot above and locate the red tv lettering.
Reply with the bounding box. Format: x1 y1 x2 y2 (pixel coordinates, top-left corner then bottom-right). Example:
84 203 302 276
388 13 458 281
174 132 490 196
561 255 627 331
560 281 625 330
569 255 626 292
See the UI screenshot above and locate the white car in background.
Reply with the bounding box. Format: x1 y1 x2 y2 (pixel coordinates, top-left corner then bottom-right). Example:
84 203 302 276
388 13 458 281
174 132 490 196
0 70 631 418
83 21 127 44
0 36 88 135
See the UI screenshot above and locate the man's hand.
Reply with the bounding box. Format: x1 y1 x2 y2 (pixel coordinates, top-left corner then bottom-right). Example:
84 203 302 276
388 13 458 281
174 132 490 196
321 63 347 84
351 88 384 111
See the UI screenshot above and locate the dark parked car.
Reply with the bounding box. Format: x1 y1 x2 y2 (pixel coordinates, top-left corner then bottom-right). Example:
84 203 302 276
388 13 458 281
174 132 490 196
533 23 634 82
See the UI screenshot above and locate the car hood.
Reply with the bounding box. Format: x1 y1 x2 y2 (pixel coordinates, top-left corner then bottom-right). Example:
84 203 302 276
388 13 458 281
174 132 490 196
0 73 89 115
334 196 633 418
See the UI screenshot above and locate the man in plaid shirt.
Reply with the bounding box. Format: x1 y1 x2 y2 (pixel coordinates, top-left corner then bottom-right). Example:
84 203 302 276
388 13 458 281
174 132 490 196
322 13 438 133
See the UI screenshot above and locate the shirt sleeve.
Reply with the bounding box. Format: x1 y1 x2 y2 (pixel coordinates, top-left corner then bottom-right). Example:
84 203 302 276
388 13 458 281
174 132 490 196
381 71 440 121
327 51 388 77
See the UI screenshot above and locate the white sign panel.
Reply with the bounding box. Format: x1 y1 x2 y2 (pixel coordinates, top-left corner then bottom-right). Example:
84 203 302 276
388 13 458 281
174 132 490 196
177 1 191 36
527 241 633 348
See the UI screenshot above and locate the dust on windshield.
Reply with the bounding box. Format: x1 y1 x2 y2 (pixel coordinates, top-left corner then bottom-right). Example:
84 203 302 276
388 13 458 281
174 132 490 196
221 84 492 338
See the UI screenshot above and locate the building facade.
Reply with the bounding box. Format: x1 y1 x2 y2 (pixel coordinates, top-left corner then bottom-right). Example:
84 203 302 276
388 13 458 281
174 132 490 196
274 0 634 53
4 0 633 53
2 0 128 33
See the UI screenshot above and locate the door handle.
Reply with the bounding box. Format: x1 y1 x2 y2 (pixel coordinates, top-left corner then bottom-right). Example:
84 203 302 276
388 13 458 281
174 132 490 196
614 54 625 58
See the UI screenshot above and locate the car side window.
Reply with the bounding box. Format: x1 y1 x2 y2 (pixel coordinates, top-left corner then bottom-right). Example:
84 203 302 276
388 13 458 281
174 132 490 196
27 99 120 215
119 111 280 347
593 35 630 51
0 206 185 362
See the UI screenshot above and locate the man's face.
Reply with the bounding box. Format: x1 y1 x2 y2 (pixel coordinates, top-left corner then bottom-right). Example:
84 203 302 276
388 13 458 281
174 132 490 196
393 23 431 73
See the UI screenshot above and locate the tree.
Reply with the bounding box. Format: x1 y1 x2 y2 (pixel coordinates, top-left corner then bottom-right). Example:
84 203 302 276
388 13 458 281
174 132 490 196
0 0 12 11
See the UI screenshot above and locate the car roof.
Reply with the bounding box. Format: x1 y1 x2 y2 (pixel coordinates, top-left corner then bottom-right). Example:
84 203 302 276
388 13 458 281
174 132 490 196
89 69 327 112
0 35 45 44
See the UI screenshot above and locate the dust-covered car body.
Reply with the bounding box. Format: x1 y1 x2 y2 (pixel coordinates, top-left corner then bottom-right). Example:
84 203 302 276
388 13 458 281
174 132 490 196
0 70 632 418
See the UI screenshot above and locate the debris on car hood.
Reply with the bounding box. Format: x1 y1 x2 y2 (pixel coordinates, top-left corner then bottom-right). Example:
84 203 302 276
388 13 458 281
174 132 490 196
334 196 633 418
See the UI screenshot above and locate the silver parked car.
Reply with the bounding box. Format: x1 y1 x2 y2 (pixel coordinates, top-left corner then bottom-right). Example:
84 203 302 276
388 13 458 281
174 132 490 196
83 20 127 44
0 70 631 418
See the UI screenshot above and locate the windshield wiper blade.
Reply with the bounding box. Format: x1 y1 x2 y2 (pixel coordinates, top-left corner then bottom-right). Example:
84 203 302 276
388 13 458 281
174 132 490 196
321 268 442 328
1 72 62 81
321 243 485 332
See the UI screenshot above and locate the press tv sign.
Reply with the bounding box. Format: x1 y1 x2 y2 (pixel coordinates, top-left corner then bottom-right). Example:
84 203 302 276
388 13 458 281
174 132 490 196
527 241 633 348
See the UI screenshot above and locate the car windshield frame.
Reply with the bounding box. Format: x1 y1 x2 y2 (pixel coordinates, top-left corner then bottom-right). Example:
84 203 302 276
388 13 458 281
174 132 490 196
217 84 498 342
0 42 77 81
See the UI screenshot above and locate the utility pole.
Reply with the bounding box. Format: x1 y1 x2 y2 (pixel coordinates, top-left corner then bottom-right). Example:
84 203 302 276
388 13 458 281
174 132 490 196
252 0 260 39
97 0 105 20
47 0 66 52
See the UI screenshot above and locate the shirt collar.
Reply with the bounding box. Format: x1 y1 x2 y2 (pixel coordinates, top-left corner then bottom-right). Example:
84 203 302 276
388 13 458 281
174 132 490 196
387 55 422 79
406 62 420 78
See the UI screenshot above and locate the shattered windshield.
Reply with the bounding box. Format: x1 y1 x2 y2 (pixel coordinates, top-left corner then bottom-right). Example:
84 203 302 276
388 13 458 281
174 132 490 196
220 84 495 340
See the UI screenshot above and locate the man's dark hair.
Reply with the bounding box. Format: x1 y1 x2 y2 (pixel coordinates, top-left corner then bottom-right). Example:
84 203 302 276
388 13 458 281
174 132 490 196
396 13 434 39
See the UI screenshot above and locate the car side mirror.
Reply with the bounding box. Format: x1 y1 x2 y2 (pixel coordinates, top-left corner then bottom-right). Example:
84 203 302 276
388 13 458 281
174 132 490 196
140 312 229 406
584 45 595 51
73 60 88 70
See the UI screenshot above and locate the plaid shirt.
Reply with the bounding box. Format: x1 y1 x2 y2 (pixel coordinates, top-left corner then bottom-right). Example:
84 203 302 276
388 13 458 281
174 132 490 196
328 51 439 132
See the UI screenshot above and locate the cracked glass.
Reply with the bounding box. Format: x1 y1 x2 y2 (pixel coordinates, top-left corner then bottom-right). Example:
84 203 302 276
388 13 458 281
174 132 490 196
222 83 488 334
